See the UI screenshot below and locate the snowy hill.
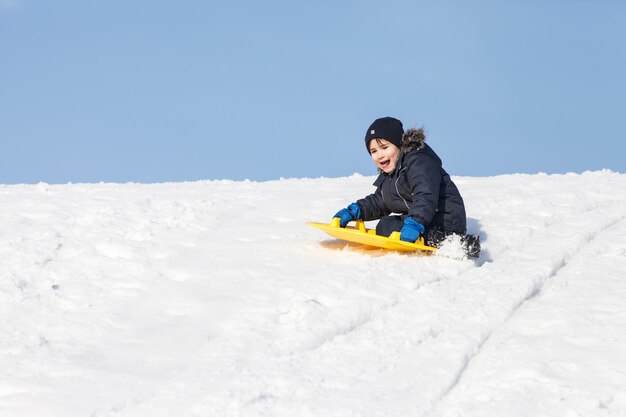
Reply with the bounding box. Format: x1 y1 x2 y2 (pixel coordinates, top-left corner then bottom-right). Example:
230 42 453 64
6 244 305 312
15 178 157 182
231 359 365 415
1 171 625 417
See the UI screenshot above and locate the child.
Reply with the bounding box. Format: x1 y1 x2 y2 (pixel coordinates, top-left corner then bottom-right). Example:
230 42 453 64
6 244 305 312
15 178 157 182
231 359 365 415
334 117 480 258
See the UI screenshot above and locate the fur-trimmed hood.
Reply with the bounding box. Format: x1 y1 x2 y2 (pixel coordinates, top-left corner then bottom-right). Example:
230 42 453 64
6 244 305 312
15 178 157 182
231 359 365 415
401 128 426 154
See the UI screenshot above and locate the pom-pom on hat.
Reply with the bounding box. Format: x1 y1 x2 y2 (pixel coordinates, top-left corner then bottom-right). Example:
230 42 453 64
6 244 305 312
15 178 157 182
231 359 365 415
364 117 404 153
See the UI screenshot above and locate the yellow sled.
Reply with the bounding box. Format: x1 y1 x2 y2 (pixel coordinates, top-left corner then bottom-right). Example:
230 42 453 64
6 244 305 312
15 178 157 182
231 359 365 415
307 218 437 253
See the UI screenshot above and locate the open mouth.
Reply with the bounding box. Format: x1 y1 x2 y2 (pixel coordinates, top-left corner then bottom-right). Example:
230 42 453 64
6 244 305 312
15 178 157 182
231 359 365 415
379 160 391 170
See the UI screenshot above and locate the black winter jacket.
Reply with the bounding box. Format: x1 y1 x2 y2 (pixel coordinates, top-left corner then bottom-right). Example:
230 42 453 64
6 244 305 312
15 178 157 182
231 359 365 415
356 143 467 234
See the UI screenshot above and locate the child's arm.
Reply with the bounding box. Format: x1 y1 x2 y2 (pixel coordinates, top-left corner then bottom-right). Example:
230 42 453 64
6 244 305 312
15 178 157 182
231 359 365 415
333 187 388 227
356 187 389 221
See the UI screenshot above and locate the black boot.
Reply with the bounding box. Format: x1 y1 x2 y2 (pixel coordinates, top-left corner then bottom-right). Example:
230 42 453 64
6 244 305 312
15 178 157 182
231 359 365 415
425 227 481 259
461 234 481 259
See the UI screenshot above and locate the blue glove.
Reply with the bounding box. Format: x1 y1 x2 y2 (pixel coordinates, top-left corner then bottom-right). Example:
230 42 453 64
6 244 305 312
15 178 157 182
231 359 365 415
400 217 425 242
334 203 362 227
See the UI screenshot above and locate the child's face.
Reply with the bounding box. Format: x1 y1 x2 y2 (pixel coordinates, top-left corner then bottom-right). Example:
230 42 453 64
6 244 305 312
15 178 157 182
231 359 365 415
369 139 400 173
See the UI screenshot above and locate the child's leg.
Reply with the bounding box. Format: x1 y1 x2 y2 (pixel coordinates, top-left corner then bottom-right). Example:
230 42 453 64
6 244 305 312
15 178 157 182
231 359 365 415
375 215 404 236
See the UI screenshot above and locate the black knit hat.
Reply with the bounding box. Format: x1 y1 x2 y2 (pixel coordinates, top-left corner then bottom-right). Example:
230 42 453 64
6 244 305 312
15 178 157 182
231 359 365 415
364 117 404 153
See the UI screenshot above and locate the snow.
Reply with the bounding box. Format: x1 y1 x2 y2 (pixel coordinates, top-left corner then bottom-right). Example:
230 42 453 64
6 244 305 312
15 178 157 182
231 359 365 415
1 171 626 417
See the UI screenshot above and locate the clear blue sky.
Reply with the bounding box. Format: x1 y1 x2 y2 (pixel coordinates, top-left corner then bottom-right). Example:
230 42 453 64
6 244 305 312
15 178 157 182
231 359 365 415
1 0 625 184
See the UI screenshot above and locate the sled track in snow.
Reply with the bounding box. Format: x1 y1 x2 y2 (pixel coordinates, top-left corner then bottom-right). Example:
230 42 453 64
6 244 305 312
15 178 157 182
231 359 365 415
427 215 626 415
298 271 465 354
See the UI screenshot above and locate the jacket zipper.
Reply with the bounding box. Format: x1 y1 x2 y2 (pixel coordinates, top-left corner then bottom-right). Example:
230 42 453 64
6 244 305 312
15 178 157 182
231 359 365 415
396 167 411 212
